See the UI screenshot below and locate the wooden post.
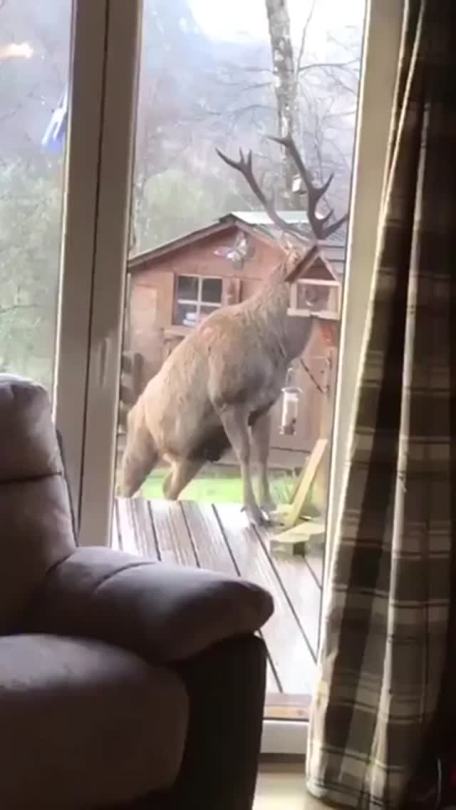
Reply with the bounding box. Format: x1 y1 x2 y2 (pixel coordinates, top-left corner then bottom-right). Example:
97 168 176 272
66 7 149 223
311 342 337 517
270 438 328 556
281 438 328 530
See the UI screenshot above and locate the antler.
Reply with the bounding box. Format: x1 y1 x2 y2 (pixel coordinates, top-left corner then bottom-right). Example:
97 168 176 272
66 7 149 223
268 134 348 240
217 137 347 242
216 147 307 240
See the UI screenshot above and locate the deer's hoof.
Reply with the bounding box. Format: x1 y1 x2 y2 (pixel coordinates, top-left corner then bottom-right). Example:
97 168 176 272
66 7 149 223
260 498 276 517
243 504 271 527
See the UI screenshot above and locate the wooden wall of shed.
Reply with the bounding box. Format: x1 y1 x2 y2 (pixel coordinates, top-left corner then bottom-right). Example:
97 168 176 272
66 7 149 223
128 271 174 384
148 228 283 284
127 226 284 389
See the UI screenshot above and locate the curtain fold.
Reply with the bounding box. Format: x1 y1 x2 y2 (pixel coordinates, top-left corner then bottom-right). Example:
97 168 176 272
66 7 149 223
306 1 456 807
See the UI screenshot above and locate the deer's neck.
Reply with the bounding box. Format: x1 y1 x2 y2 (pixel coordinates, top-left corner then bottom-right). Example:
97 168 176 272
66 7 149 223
250 277 289 312
247 280 311 362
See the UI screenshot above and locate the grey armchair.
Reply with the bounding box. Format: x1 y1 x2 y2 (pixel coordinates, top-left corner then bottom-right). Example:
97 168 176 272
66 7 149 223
0 376 273 809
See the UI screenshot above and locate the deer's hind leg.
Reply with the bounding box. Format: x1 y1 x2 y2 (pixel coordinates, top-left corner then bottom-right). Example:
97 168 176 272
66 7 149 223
217 404 265 526
163 457 204 501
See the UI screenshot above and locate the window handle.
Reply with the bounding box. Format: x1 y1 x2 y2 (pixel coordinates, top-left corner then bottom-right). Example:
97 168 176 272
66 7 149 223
97 336 110 389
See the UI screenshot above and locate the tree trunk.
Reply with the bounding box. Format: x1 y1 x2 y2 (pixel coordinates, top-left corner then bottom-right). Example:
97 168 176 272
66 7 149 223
264 0 297 207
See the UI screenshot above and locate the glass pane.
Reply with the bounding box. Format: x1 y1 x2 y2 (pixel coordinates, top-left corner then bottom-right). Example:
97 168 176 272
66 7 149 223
177 275 198 301
297 283 328 310
202 277 222 303
175 302 198 327
0 2 72 392
199 304 219 320
116 0 367 732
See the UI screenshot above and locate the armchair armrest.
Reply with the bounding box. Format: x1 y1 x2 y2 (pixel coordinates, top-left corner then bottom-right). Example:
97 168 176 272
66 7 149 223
24 547 273 664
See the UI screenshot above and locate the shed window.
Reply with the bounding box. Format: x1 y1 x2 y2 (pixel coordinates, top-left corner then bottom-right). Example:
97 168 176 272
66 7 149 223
174 275 222 327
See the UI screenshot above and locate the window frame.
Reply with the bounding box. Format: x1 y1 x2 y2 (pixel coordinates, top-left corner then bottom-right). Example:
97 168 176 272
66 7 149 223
55 0 142 538
174 274 223 326
289 278 341 319
53 0 112 512
59 0 405 756
324 0 406 599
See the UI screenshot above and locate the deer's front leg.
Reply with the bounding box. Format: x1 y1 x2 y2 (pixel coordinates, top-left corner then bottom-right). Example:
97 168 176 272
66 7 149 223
251 409 275 515
217 405 265 526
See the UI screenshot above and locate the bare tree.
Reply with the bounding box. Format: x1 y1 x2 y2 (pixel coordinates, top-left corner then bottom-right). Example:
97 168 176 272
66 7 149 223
201 1 361 221
264 0 298 204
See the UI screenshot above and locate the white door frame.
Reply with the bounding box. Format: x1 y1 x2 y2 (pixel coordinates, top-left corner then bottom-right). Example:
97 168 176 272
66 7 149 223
76 1 142 546
55 0 142 536
57 0 404 755
324 0 405 601
54 0 112 514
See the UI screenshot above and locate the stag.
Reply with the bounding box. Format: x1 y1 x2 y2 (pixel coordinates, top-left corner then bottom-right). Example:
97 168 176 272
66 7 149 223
118 135 347 524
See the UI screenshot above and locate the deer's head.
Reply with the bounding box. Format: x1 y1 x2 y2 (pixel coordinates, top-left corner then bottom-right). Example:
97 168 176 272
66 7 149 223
216 136 347 361
217 133 347 279
280 243 320 284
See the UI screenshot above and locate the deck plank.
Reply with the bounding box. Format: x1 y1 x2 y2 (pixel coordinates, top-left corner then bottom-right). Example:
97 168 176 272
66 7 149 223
116 498 142 556
257 527 322 657
131 499 158 559
214 504 316 695
265 663 281 695
150 500 198 566
265 692 311 721
181 501 237 576
304 543 324 588
182 501 282 695
113 498 317 698
111 501 121 551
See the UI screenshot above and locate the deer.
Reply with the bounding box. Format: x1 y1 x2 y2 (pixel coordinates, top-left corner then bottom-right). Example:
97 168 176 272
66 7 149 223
118 135 347 525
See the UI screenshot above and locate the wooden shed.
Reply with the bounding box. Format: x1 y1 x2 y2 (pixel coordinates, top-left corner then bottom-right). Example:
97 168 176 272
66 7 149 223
122 212 345 469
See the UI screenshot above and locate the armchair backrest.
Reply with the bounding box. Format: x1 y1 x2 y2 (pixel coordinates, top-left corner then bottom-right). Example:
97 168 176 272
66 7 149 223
0 376 75 632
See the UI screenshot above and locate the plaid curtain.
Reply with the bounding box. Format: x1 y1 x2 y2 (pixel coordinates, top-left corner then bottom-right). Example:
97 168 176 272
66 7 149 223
306 1 456 807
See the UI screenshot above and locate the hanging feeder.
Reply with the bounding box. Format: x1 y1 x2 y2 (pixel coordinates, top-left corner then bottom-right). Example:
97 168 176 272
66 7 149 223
279 366 302 436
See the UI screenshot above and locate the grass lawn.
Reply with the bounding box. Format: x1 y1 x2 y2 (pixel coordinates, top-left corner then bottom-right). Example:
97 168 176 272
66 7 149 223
141 466 297 505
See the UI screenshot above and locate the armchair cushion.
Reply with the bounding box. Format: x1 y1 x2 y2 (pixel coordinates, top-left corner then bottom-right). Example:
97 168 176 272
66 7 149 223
0 375 62 483
25 546 274 663
0 634 188 808
0 376 74 633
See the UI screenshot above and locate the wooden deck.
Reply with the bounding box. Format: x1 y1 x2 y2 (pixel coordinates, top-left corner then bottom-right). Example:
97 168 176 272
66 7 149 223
112 498 323 720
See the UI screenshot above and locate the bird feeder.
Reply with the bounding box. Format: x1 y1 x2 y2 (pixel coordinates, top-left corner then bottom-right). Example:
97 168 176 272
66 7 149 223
280 366 302 436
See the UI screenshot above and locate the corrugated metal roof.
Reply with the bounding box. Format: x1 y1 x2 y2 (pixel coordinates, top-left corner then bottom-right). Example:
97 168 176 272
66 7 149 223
230 210 309 226
128 210 346 271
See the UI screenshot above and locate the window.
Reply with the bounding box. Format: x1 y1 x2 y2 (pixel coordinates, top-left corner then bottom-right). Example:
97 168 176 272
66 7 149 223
174 275 223 327
64 0 404 758
289 280 340 318
0 1 72 393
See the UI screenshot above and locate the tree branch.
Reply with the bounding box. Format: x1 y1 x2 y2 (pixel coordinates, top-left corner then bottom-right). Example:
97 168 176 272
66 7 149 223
295 0 317 77
216 146 306 239
0 304 39 317
299 59 359 74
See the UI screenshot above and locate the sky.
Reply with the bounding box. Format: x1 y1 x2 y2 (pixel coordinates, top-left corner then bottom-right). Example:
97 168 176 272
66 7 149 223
190 0 367 44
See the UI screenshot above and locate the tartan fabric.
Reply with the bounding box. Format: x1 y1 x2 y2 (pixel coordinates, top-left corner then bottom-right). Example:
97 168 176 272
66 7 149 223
306 1 456 807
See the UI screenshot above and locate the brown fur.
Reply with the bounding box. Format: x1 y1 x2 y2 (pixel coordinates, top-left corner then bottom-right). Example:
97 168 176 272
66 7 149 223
119 248 317 523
